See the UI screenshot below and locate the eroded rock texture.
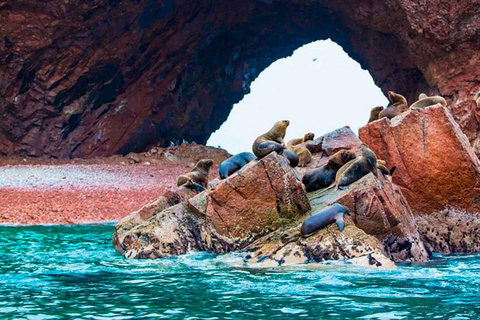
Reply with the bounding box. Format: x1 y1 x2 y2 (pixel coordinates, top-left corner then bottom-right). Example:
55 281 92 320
359 105 480 216
1 1 479 157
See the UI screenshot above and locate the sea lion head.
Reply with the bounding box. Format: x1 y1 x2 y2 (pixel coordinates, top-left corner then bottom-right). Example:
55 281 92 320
332 203 351 215
196 159 214 171
269 120 290 139
372 106 384 112
304 132 315 141
418 93 428 100
387 91 407 104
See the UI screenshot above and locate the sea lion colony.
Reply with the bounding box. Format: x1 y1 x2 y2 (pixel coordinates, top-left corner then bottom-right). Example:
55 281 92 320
175 92 447 235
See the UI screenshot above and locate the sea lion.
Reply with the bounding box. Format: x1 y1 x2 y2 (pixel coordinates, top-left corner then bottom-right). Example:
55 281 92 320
286 144 312 167
177 158 214 191
302 150 357 192
410 94 447 109
219 152 256 179
335 146 377 189
368 106 384 123
378 91 408 120
376 160 396 182
252 120 289 158
301 203 351 237
283 149 299 167
287 132 315 146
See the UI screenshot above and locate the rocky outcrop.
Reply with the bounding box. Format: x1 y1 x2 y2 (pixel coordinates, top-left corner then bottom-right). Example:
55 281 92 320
114 147 429 265
416 210 480 254
205 153 311 240
113 152 311 258
248 172 429 265
1 1 480 158
359 105 480 216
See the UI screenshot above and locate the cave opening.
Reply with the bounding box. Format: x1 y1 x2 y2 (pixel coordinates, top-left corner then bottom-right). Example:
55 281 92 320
207 40 388 155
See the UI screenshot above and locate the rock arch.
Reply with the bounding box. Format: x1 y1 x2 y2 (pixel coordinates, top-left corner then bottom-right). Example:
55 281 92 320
0 0 479 157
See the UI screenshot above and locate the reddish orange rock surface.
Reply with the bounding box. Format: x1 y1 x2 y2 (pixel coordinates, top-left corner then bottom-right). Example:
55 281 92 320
206 152 311 240
359 105 480 215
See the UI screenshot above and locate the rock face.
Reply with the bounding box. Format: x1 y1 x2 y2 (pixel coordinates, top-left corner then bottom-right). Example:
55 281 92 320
113 152 311 258
1 1 480 158
416 209 480 254
205 153 311 240
359 105 480 216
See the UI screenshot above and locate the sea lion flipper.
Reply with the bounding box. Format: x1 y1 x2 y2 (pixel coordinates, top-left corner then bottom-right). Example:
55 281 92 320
185 182 206 193
389 166 397 176
336 217 345 231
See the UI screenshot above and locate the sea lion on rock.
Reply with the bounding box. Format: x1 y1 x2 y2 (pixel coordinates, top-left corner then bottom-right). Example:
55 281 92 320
287 132 315 146
410 94 447 109
301 203 351 237
368 106 384 123
376 160 396 182
219 152 256 179
283 149 299 167
252 120 289 158
286 144 312 167
378 91 408 120
335 146 377 189
302 150 357 192
177 158 214 191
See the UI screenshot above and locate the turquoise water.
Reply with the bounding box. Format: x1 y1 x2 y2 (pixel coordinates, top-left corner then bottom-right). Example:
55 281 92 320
1 224 480 319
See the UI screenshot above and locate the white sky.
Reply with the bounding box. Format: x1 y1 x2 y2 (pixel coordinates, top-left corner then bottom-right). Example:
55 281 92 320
207 40 388 154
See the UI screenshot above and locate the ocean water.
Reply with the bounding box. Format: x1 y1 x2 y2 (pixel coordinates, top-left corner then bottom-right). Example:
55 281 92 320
1 224 479 319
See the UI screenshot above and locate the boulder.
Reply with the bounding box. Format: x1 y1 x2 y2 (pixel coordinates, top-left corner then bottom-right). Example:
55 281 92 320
359 105 480 216
416 209 480 253
112 186 199 248
308 172 429 262
205 152 311 241
298 127 363 178
245 224 395 269
113 193 236 259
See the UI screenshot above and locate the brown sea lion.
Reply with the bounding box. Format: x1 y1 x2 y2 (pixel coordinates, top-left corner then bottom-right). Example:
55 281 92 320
283 149 299 167
410 94 447 109
301 203 351 237
252 120 289 158
376 160 396 182
219 152 256 179
286 144 312 167
335 146 377 189
302 150 357 192
287 132 315 146
368 106 384 123
378 91 408 120
177 159 214 191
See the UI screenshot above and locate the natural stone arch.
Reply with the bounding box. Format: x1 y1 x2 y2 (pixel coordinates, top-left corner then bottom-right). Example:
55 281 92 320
0 0 478 158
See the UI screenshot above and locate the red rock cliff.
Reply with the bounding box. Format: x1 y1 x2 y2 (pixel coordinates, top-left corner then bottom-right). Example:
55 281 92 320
1 0 479 158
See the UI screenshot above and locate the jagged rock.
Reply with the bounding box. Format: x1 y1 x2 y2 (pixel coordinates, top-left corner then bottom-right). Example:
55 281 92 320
359 105 480 216
206 152 311 241
416 209 480 253
297 127 363 178
112 186 199 250
321 126 363 156
308 172 429 262
113 195 236 259
245 224 395 269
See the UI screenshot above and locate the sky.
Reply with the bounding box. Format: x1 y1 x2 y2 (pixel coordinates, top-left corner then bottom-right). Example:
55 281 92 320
207 39 389 155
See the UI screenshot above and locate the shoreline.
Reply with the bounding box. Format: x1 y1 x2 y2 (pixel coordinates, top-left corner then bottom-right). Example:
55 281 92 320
0 145 229 225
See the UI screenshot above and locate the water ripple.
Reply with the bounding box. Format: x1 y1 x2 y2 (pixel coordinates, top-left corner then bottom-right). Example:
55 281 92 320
1 224 480 319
